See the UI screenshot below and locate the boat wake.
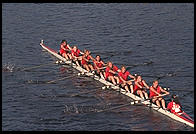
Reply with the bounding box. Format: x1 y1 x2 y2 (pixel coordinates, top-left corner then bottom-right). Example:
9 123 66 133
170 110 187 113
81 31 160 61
2 63 16 72
63 104 112 114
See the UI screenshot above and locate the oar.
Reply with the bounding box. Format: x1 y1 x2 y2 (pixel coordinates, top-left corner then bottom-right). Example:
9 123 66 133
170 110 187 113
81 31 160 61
46 75 74 84
77 66 107 76
20 60 63 72
97 93 168 113
101 79 134 90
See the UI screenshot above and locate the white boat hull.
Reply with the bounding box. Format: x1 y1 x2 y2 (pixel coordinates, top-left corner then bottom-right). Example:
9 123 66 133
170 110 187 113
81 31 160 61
40 41 194 128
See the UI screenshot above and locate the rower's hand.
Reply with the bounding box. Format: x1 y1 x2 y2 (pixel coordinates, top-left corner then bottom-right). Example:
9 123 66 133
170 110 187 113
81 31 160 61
166 92 170 95
158 93 162 96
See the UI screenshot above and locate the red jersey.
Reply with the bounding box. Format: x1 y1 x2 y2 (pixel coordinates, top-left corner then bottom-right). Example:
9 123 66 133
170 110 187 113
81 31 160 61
167 101 182 114
118 71 130 83
105 65 118 79
81 55 90 65
149 86 161 98
71 49 80 57
60 44 69 54
94 60 103 69
134 80 144 92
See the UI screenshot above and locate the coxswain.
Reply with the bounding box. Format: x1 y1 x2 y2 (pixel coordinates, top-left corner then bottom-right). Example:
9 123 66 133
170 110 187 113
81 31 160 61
149 80 170 109
133 75 149 99
104 62 120 85
93 55 106 78
81 50 94 72
117 66 135 93
59 40 71 60
167 94 182 114
167 94 194 122
70 46 83 66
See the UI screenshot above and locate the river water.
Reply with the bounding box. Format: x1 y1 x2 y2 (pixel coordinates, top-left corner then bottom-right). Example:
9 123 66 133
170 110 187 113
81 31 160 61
2 3 194 131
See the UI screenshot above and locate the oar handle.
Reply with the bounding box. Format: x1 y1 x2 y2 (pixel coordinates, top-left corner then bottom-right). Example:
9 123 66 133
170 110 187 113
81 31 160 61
94 66 107 71
156 93 168 98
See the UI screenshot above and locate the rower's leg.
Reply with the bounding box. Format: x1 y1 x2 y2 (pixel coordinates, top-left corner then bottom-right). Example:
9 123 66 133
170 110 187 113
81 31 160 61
76 60 80 67
155 100 161 108
62 53 66 58
64 53 69 60
84 64 90 72
103 72 106 78
137 90 144 99
109 76 117 85
124 85 130 93
69 55 73 60
129 84 134 93
114 76 120 84
100 72 104 79
142 91 149 99
127 81 133 93
67 54 71 59
159 98 166 109
96 69 100 74
89 64 94 71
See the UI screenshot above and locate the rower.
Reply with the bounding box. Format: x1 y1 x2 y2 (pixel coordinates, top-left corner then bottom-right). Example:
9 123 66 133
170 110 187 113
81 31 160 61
59 40 71 60
167 94 182 114
149 80 170 109
133 75 149 99
117 65 135 93
93 55 106 78
70 46 84 66
81 50 94 72
104 61 120 85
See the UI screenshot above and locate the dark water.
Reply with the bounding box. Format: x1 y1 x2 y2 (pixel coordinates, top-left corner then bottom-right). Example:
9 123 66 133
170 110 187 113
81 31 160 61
2 3 194 131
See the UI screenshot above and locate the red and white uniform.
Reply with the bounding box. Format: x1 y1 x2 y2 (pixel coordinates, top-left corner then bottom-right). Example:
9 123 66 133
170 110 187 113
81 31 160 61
118 71 130 83
149 86 161 98
81 55 90 65
167 101 182 114
134 80 144 93
60 44 69 55
105 65 118 80
94 60 103 69
71 49 80 57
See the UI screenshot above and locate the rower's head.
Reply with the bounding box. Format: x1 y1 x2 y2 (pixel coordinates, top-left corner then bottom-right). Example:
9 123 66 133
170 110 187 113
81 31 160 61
136 75 142 82
85 50 90 55
107 61 113 68
171 94 180 105
121 65 126 73
96 55 101 61
73 46 77 52
61 40 67 45
153 80 159 88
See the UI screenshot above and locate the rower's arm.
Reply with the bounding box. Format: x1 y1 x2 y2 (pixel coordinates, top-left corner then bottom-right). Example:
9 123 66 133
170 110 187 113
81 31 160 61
150 87 161 96
90 55 95 61
109 70 116 74
128 74 136 80
83 56 89 62
142 80 149 89
61 44 66 50
71 53 76 59
119 76 126 83
80 51 84 55
67 44 72 50
102 62 107 66
160 87 170 94
135 81 143 89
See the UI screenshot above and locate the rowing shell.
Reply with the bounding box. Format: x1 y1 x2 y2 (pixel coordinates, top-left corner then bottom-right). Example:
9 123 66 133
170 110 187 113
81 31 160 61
40 40 194 128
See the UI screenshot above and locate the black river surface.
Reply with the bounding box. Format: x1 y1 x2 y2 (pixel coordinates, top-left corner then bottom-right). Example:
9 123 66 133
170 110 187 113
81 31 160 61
2 3 194 131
